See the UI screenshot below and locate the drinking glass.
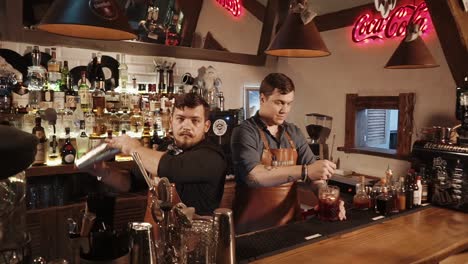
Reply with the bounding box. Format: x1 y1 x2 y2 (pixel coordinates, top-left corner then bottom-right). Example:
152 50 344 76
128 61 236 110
318 185 340 221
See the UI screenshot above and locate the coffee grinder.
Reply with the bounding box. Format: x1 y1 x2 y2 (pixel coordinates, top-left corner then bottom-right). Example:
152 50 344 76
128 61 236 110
305 113 333 160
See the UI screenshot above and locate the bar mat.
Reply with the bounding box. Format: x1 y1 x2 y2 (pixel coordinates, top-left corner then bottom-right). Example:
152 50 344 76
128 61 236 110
236 194 431 263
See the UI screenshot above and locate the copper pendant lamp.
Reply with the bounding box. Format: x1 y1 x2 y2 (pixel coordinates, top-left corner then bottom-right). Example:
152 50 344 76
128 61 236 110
36 0 136 40
385 23 439 69
265 1 330 58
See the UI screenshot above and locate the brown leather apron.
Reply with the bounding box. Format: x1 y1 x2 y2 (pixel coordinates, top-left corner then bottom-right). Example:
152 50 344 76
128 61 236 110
233 127 301 234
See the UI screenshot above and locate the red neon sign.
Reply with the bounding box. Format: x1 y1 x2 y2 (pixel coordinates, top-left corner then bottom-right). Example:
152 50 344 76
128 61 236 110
216 0 242 17
352 2 431 43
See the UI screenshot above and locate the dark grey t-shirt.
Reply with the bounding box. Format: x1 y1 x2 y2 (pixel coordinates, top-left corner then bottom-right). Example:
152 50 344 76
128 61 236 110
231 113 316 184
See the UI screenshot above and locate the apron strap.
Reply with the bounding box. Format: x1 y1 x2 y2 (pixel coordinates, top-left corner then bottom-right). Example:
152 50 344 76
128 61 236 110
284 131 297 150
256 126 271 151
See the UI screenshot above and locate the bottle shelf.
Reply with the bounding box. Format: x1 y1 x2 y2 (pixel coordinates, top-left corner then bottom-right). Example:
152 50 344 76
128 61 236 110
25 160 134 177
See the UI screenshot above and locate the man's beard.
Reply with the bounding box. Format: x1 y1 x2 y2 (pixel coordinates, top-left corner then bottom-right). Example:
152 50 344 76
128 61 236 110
174 136 197 149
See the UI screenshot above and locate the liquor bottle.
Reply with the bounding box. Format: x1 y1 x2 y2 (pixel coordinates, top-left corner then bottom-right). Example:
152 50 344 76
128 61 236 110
94 107 107 136
78 71 91 113
120 110 131 133
76 120 89 159
53 90 65 113
118 54 128 90
161 108 170 132
40 83 54 110
151 123 164 150
0 77 12 113
105 88 120 112
61 127 75 164
32 117 47 165
405 171 414 209
84 109 95 136
64 78 77 111
157 66 166 94
218 91 225 111
61 61 70 91
108 109 120 135
130 108 143 134
72 103 84 136
376 187 392 216
397 176 406 211
47 134 60 166
413 175 422 206
166 64 175 94
92 82 106 112
141 121 151 148
456 76 468 121
94 53 105 91
420 166 429 204
47 47 61 91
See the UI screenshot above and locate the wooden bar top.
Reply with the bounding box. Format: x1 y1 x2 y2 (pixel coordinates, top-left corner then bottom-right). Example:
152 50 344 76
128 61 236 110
252 207 468 264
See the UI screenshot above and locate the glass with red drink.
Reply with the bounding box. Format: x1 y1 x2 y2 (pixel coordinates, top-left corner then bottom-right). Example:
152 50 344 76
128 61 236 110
318 185 340 221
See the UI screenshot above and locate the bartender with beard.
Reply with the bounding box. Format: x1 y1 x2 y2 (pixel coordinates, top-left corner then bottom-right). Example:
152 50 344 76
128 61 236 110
89 93 227 215
231 73 337 234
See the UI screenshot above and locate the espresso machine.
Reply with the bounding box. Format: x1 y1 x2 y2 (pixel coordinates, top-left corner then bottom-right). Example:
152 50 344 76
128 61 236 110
305 113 333 160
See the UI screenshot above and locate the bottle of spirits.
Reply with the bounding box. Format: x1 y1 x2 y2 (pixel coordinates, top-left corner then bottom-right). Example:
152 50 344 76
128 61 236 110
94 53 106 91
84 109 96 136
94 107 107 136
40 83 54 110
151 123 164 150
130 108 143 135
61 127 76 164
76 120 89 159
108 109 120 135
397 176 406 211
376 187 392 216
218 91 225 111
118 54 128 90
47 47 61 91
47 134 60 166
141 121 151 148
413 175 422 206
405 170 415 209
120 109 131 133
78 71 91 113
0 77 12 114
419 166 429 204
92 82 106 112
64 79 77 111
32 117 47 165
60 60 70 91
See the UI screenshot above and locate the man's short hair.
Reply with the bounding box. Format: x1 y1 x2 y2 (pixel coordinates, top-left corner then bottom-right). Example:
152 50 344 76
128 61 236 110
173 93 210 120
259 73 295 97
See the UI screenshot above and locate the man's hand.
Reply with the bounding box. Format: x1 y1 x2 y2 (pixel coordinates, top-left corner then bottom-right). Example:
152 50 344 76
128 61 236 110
106 135 142 155
307 160 336 181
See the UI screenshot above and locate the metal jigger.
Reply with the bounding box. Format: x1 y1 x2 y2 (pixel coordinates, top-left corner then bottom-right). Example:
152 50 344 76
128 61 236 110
213 208 236 264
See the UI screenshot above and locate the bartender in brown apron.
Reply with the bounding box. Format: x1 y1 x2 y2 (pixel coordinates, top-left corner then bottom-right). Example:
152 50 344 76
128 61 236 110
233 126 302 234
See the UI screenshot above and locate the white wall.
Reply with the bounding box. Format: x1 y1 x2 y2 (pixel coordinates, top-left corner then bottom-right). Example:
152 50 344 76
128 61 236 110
195 0 262 55
277 26 457 178
0 40 274 110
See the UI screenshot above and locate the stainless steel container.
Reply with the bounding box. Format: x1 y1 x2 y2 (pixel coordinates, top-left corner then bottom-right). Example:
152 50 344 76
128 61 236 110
128 222 157 264
213 208 236 264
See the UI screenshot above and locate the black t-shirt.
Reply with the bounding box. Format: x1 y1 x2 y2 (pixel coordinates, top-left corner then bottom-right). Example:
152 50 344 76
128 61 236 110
131 140 227 215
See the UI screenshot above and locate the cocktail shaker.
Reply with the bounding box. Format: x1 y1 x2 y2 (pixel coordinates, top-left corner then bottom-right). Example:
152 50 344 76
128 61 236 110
128 222 157 264
213 208 236 264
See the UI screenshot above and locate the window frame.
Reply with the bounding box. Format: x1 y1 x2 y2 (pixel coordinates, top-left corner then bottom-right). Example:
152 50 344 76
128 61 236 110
338 93 415 160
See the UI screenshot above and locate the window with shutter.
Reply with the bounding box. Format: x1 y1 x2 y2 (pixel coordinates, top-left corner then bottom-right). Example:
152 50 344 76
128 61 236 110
366 109 387 145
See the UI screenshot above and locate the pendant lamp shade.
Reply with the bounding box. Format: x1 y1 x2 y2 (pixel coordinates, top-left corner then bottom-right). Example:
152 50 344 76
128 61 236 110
385 35 439 69
36 0 136 40
265 12 330 57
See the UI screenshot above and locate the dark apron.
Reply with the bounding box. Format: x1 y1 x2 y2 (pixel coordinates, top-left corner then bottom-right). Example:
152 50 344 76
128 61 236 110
234 127 301 234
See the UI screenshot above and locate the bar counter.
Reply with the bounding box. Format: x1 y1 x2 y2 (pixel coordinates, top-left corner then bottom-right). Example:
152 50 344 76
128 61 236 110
247 207 468 264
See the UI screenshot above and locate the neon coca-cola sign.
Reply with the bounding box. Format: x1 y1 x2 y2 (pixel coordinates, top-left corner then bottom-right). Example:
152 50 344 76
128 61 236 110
216 0 242 17
352 2 432 43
